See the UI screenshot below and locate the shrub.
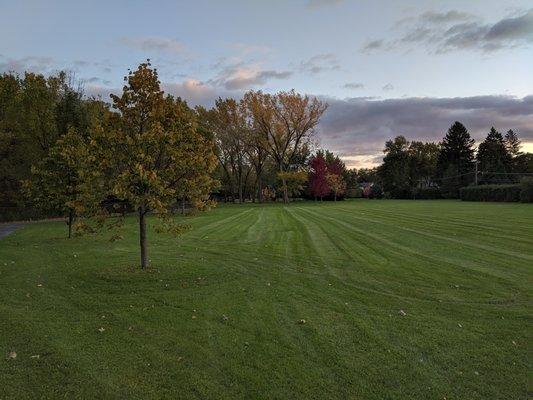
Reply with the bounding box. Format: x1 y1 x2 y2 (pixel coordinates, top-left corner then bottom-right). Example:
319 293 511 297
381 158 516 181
460 184 521 202
413 187 442 200
346 187 363 198
368 184 383 199
520 177 533 203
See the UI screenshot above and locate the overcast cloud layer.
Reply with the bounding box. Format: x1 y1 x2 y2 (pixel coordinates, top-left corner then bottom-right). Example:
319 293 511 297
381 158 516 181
318 95 533 167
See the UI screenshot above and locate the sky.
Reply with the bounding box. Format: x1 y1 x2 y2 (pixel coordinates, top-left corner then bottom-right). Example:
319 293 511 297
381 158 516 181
1 0 532 168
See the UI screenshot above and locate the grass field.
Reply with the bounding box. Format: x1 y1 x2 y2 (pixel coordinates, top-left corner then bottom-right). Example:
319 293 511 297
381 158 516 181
1 200 532 399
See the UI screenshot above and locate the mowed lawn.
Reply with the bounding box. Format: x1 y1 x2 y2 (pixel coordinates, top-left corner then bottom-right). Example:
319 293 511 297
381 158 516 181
1 200 532 399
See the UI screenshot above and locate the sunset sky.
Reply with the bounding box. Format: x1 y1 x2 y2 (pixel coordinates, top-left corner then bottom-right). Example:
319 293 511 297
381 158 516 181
1 0 532 167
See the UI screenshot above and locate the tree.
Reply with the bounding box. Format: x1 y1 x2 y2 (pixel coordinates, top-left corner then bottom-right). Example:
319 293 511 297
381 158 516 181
308 153 330 200
23 130 83 237
504 129 521 158
378 136 411 198
277 171 308 199
0 72 87 220
72 61 217 269
326 173 346 201
408 141 440 187
199 99 251 203
477 127 511 182
244 90 326 203
437 121 475 197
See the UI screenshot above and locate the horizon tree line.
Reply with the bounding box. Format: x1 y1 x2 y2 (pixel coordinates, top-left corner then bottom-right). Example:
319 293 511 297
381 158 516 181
1 65 532 236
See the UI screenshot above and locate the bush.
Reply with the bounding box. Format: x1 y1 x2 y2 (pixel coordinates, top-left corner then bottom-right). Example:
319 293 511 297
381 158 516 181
368 184 383 199
520 177 533 203
413 187 442 200
345 187 363 198
460 184 521 202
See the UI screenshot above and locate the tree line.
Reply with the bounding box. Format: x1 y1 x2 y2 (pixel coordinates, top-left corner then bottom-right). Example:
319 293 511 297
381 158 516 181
374 121 532 199
1 62 532 267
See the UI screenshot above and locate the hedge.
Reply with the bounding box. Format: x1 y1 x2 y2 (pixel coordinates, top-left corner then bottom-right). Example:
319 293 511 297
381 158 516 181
459 184 521 202
346 187 363 198
520 177 533 203
413 187 442 200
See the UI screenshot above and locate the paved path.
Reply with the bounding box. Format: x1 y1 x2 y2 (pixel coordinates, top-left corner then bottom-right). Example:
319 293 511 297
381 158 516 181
0 223 22 240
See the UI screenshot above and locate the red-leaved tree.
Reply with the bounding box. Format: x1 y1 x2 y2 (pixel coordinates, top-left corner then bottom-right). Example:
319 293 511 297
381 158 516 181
309 154 330 200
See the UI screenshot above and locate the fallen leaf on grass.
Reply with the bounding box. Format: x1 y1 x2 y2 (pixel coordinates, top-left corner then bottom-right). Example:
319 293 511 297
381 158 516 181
6 351 17 360
399 310 407 316
297 319 306 324
98 327 105 333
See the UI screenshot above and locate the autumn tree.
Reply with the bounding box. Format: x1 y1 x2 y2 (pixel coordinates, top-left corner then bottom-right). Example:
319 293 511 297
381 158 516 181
241 103 268 202
326 173 346 201
244 90 327 203
308 153 330 200
73 61 217 269
277 171 308 199
199 98 251 203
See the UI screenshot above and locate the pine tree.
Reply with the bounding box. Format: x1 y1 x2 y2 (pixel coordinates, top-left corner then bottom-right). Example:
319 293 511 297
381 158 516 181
504 129 521 157
477 127 511 182
437 121 475 197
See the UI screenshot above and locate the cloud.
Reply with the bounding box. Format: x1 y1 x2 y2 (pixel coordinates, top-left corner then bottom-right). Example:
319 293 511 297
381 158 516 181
317 94 533 167
209 64 293 90
84 77 111 86
120 36 185 54
363 8 533 54
343 82 364 90
418 10 473 24
307 0 344 9
300 53 340 74
362 39 385 53
0 55 56 74
162 79 226 107
382 83 394 91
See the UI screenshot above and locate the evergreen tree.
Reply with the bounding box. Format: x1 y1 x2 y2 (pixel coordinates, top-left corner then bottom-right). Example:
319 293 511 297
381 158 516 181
437 121 475 197
477 127 511 183
504 129 521 158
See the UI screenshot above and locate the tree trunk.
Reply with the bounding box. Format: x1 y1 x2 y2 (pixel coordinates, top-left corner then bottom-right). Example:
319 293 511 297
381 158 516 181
67 209 74 239
238 175 243 204
334 193 337 202
139 206 148 269
257 174 263 203
282 178 289 203
181 198 185 215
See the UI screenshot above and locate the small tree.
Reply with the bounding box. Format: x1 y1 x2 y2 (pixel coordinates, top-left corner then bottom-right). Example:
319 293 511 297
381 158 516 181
326 173 346 201
23 129 83 238
73 61 217 268
308 154 330 200
277 171 308 200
